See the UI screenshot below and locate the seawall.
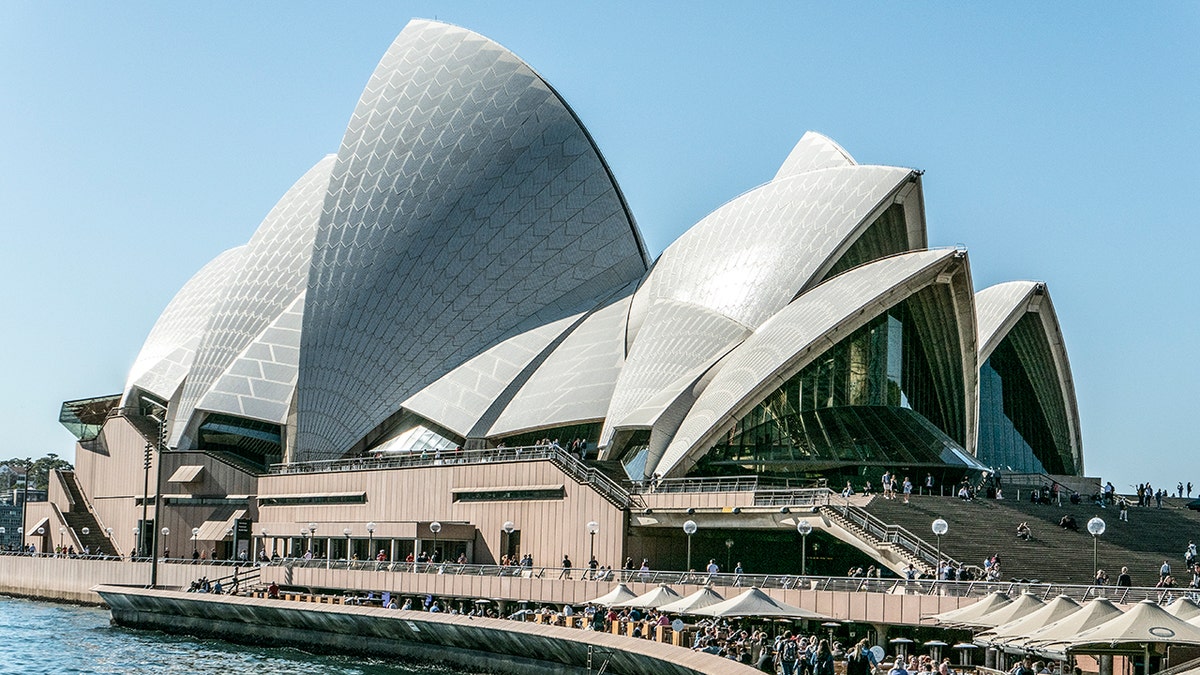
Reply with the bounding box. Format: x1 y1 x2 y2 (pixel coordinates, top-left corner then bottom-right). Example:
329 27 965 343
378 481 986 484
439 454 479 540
95 585 761 675
0 554 238 604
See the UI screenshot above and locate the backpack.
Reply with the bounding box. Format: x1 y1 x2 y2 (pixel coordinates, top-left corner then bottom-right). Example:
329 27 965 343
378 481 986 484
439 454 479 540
781 641 798 661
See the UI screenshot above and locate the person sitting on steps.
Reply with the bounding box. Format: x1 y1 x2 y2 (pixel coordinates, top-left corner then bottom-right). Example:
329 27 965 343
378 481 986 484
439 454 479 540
1016 522 1032 540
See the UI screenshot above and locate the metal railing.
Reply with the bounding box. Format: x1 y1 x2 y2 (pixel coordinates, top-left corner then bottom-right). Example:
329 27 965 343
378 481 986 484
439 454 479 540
248 556 1200 605
268 445 634 510
820 502 965 573
628 475 823 495
753 488 835 507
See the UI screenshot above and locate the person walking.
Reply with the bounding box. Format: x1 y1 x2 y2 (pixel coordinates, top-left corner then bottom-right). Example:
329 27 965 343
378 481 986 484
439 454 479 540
777 633 800 675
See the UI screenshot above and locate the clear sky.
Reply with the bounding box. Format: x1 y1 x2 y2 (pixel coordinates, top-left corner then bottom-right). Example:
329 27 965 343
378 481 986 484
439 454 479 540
1 3 1196 491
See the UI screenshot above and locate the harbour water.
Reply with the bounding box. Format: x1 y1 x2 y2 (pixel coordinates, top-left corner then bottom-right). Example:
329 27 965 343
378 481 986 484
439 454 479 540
0 595 482 675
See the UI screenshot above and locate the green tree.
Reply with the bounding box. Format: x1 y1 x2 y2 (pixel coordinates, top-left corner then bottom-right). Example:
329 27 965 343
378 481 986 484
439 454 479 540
2 454 72 491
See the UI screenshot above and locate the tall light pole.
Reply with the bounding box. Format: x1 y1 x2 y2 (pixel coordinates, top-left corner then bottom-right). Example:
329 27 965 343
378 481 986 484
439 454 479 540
152 526 170 587
1088 517 1106 580
16 527 22 554
932 518 949 579
797 520 812 576
725 539 734 572
132 527 139 559
343 527 352 562
430 521 442 562
586 520 599 570
307 522 317 558
147 412 167 587
191 527 200 557
299 528 307 558
683 520 697 571
366 522 376 560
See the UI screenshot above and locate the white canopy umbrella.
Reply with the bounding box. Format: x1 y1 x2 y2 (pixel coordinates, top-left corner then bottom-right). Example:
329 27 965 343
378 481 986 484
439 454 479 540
963 592 1045 628
1166 597 1200 621
1054 600 1200 650
692 587 824 619
932 591 1011 626
977 595 1082 646
657 587 726 615
613 584 682 609
1014 597 1124 657
588 583 638 606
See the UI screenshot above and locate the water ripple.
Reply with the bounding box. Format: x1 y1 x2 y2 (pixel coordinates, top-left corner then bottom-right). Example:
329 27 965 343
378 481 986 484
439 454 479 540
0 596 481 675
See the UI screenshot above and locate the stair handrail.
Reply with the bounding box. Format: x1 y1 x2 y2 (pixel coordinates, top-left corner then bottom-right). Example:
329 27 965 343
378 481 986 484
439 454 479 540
55 469 123 557
822 502 964 572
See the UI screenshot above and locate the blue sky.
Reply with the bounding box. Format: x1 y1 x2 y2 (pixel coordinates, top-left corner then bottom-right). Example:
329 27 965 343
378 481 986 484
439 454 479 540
1 4 1196 491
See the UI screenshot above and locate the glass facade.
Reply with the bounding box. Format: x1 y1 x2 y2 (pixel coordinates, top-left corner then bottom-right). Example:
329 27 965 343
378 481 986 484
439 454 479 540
977 313 1074 475
197 413 283 470
819 203 911 284
695 287 966 478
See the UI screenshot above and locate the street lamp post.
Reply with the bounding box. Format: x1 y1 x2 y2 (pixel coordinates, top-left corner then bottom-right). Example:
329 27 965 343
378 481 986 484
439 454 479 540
343 527 352 562
366 522 376 560
191 527 200 557
16 527 22 554
932 518 949 579
307 522 317 558
683 520 698 572
299 529 307 558
725 539 734 572
429 521 442 562
0 527 5 551
797 520 813 576
132 527 139 559
1088 517 1106 580
502 520 516 564
59 527 65 552
586 520 599 571
226 527 234 560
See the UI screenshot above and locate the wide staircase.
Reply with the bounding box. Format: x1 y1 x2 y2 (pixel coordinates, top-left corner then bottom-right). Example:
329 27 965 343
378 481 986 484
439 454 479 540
57 470 119 556
864 492 1200 586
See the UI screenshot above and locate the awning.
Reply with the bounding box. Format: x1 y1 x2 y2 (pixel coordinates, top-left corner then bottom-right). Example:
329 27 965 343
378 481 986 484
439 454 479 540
167 465 205 483
194 509 247 541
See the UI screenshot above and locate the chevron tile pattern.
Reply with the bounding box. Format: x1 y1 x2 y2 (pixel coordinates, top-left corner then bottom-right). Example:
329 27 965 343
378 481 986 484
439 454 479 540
125 246 247 403
293 20 648 460
168 156 334 446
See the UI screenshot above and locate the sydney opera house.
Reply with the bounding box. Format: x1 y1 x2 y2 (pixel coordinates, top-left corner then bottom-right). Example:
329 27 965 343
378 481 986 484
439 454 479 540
32 20 1083 575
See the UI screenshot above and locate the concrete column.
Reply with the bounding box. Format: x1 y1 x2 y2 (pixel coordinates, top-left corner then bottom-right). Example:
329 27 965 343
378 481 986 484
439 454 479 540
985 647 998 670
870 623 889 649
1100 655 1113 675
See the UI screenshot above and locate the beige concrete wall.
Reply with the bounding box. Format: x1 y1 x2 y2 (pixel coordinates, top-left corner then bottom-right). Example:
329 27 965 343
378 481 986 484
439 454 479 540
20 502 62 552
0 555 239 603
0 553 973 626
74 416 155 556
258 460 626 569
72 416 260 558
